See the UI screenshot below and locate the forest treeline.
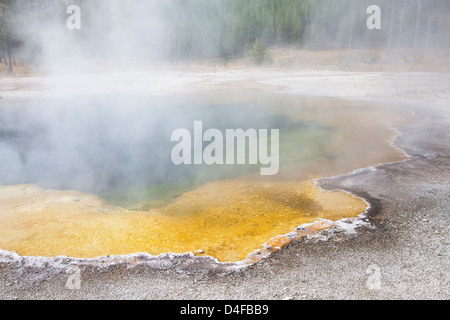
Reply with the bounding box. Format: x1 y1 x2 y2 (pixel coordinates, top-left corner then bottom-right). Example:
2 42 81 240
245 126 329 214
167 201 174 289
1 0 450 71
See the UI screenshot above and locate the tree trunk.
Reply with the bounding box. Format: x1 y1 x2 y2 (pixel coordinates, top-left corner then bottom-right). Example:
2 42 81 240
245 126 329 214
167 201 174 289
387 0 395 61
388 1 395 50
424 17 431 60
346 0 354 66
396 0 407 61
446 2 450 58
413 0 422 62
1 51 7 66
6 46 13 73
306 0 312 50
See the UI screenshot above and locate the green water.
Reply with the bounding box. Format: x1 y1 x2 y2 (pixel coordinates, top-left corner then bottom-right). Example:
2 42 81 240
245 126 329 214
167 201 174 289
102 125 334 211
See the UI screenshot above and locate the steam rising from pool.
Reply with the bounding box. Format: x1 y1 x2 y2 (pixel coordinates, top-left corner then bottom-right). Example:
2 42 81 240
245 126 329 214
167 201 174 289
0 96 308 191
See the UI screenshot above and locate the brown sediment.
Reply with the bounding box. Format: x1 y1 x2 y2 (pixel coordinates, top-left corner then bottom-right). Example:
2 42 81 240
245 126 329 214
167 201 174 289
0 97 412 263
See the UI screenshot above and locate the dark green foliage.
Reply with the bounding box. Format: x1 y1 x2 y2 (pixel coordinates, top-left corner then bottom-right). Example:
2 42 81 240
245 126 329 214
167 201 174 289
0 0 13 71
250 38 272 65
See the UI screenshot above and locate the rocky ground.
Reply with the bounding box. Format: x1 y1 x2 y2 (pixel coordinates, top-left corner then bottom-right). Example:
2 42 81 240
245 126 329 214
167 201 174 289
0 69 449 300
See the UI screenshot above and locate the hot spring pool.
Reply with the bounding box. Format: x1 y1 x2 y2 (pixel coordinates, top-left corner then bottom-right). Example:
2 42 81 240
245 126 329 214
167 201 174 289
0 94 408 262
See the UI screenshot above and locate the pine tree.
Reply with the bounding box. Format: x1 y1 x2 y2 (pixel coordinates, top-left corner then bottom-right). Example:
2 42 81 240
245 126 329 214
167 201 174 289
0 0 14 72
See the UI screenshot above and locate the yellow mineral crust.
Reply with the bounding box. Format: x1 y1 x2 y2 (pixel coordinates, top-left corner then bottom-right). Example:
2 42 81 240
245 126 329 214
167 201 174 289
0 179 366 262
